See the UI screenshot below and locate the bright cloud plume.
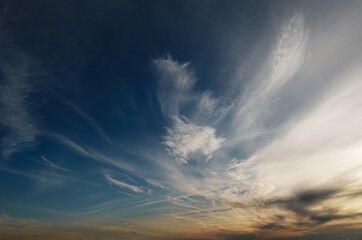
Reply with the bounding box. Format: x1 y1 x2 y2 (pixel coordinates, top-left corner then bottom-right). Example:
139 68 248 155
163 116 225 163
232 13 308 142
231 65 362 195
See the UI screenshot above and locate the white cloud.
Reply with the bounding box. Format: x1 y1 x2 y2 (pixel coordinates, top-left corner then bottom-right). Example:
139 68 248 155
193 91 218 121
153 55 196 117
104 174 143 193
154 56 225 164
40 155 71 172
222 65 362 220
236 65 362 193
232 13 308 141
146 178 167 189
56 96 112 145
0 165 86 189
49 133 136 173
163 116 225 163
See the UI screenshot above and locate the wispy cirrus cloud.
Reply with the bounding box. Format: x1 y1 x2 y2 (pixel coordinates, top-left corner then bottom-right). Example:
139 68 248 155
49 133 136 173
104 173 143 193
153 55 196 117
55 95 112 145
39 155 71 172
145 178 167 189
0 214 40 230
0 51 39 160
0 165 86 189
231 13 308 143
153 56 224 164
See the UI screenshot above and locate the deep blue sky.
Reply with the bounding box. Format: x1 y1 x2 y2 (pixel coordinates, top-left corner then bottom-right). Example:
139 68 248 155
1 1 362 239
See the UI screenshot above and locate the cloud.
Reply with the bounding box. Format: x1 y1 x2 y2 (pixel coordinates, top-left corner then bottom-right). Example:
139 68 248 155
0 165 86 189
144 10 362 237
193 91 219 121
153 55 221 124
1 4 362 239
163 116 225 163
154 56 224 165
49 133 136 173
232 13 308 142
0 51 38 160
145 178 167 189
56 95 112 145
222 65 362 233
0 214 40 229
104 174 143 193
153 55 196 117
40 155 71 172
231 65 362 194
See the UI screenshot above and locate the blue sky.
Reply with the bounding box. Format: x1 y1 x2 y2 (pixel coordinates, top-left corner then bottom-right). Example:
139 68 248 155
1 1 362 239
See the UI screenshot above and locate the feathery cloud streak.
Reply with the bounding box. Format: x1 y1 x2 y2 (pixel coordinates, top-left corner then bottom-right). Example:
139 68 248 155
153 55 195 117
0 52 38 160
104 174 143 193
232 13 308 141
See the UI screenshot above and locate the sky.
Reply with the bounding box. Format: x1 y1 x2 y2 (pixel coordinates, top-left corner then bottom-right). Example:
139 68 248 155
1 0 362 239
